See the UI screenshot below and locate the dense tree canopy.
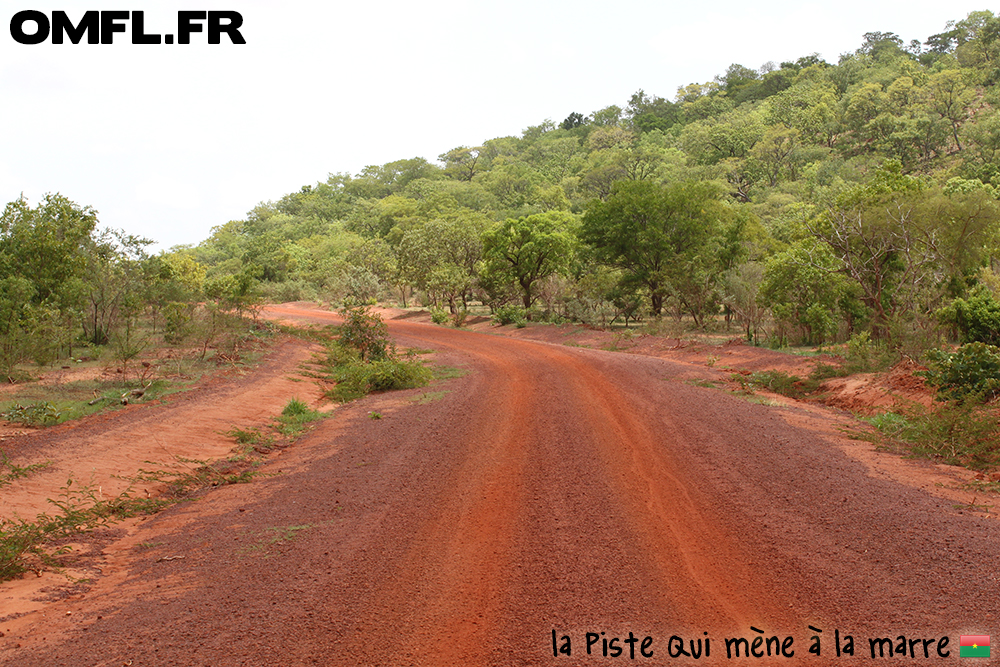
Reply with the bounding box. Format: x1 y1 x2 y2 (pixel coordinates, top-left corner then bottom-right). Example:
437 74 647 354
8 9 1000 373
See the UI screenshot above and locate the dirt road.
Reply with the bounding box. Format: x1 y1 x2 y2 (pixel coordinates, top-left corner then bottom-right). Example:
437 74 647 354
2 305 998 666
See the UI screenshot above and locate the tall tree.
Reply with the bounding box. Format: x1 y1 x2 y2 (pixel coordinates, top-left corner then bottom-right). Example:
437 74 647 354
481 211 577 310
581 180 727 317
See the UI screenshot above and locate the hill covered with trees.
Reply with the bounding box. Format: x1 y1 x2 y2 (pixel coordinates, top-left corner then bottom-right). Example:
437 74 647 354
6 10 1000 377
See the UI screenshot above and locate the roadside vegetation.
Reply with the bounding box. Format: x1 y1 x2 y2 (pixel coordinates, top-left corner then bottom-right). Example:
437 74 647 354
321 306 431 402
0 393 314 582
4 9 1000 550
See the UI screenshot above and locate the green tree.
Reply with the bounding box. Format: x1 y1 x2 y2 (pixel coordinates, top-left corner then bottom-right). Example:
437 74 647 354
481 211 578 311
581 180 726 317
0 193 97 311
759 239 846 345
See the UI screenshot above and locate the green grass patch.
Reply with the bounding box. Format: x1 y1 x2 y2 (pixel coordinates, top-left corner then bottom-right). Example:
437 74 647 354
0 377 193 428
238 523 314 558
274 398 324 437
853 403 1000 471
410 390 450 404
430 365 468 381
685 378 720 389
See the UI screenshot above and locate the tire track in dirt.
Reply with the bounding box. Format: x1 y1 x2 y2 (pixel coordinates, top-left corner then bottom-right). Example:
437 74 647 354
4 306 1000 666
340 320 798 663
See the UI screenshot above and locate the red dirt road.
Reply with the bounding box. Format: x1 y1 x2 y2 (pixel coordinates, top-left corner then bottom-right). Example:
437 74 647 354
2 305 999 666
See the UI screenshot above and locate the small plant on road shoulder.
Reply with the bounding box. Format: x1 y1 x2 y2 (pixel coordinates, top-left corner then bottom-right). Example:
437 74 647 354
731 370 804 397
338 306 393 362
324 309 431 402
1 401 62 427
430 307 449 325
0 453 51 487
857 403 1000 471
128 456 274 498
224 425 274 456
276 397 323 436
0 476 165 581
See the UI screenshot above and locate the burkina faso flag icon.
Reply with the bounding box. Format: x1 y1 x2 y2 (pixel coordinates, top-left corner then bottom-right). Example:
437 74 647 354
960 635 990 658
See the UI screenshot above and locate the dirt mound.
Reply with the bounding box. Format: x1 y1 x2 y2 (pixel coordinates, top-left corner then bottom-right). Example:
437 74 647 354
820 359 935 415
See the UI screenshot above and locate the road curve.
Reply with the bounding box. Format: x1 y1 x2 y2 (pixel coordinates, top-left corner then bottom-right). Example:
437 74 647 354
4 306 999 666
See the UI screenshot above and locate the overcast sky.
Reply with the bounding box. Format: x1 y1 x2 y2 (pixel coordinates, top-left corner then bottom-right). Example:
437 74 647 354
0 1 991 250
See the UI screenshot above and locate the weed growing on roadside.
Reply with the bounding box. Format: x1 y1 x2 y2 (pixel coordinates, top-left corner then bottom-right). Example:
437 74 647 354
731 370 804 397
1 401 62 427
853 402 1000 471
238 523 314 558
0 454 51 487
952 497 994 513
275 398 323 436
0 476 170 581
410 391 450 404
685 379 719 389
126 456 274 499
226 425 264 445
323 307 432 402
224 426 275 458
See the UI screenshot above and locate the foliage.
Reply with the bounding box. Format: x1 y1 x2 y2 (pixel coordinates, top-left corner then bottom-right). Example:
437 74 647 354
327 356 433 402
732 370 805 398
759 240 845 345
11 11 1000 373
338 306 393 362
323 307 431 402
919 342 1000 402
481 211 578 310
0 454 50 488
581 180 733 323
943 286 1000 346
1 401 62 427
492 304 528 327
0 476 169 581
275 398 323 436
862 402 1000 470
430 307 449 325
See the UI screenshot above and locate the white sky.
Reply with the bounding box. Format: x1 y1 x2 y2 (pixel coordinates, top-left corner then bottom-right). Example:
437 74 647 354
0 1 990 250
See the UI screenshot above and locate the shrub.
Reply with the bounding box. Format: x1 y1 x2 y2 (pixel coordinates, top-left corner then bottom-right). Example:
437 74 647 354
493 304 527 327
1 401 61 427
864 403 1000 471
338 306 392 362
430 308 449 325
944 287 1000 346
328 358 432 402
163 301 193 344
920 342 1000 402
743 370 804 397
